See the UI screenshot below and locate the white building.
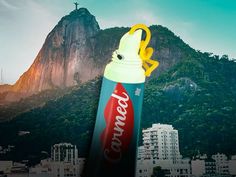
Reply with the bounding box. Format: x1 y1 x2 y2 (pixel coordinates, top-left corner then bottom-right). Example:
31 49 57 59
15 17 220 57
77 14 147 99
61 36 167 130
136 159 153 177
137 146 146 160
51 143 78 165
212 153 229 176
191 158 216 177
29 159 52 177
0 161 13 174
191 159 205 177
142 124 181 162
50 159 85 177
136 124 190 177
29 143 85 177
29 158 85 177
228 155 236 176
10 162 28 173
136 158 191 177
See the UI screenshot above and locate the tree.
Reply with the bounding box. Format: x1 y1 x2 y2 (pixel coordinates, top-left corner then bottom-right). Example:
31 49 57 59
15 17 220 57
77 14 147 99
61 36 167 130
152 166 166 177
74 72 82 85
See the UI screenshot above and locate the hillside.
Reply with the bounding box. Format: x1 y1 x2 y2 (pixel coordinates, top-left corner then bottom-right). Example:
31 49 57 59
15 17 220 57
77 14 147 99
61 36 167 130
0 52 235 163
0 8 235 165
142 53 236 156
0 88 68 122
0 8 193 104
0 23 194 119
0 78 101 163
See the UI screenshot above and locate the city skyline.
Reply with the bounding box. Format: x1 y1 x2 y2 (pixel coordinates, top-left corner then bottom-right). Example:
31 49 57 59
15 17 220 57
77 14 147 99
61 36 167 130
1 123 236 177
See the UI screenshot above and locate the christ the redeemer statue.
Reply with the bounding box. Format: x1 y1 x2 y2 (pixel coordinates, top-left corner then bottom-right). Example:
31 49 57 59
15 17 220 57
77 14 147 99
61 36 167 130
74 2 79 10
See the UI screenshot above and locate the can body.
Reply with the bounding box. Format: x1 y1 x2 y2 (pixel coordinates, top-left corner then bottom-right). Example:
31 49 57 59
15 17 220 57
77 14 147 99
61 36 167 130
86 76 144 177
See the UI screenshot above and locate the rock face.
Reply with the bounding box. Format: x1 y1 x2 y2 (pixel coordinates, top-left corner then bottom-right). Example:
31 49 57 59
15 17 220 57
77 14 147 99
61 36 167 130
12 8 101 94
0 8 194 102
0 85 12 93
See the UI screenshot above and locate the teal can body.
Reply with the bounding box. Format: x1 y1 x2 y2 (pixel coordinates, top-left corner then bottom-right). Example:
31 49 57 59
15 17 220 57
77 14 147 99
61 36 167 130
86 77 145 177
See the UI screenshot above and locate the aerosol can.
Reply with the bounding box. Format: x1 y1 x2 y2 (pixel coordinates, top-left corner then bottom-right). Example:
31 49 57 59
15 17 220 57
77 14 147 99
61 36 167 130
86 24 159 177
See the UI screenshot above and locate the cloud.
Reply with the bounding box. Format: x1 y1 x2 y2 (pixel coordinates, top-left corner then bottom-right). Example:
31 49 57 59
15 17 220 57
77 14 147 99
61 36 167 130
0 0 18 10
132 10 159 26
98 10 160 29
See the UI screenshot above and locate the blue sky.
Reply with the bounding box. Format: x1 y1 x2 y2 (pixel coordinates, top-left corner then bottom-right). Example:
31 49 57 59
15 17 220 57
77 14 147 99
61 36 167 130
0 0 236 84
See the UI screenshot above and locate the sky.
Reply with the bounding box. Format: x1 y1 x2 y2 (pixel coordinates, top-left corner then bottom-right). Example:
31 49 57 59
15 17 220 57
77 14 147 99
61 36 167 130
0 0 236 84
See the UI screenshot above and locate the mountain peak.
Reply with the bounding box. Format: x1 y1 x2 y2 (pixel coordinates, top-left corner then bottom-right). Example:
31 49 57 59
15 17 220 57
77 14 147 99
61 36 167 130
0 8 195 104
57 8 99 27
11 7 100 96
71 7 92 15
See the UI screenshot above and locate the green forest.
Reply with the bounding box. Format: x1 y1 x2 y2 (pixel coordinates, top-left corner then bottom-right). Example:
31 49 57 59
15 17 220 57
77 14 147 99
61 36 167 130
0 52 236 165
0 25 235 165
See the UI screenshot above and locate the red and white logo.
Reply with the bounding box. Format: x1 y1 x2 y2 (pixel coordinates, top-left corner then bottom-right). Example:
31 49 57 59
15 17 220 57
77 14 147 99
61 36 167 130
100 83 134 163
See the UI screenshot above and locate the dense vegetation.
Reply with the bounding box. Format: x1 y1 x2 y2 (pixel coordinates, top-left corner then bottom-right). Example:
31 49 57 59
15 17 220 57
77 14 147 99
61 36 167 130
0 52 235 164
142 53 236 157
0 88 68 122
0 78 101 164
0 23 236 165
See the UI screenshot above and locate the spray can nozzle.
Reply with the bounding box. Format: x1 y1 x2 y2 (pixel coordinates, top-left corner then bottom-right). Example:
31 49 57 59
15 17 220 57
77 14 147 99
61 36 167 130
112 29 143 65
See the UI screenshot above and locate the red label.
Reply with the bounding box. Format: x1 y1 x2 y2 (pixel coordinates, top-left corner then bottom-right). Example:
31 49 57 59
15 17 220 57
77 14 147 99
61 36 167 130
100 83 134 163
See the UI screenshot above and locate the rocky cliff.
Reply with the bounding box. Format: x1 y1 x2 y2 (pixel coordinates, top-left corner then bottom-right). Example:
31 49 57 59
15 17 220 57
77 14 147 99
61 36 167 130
0 8 194 102
0 84 12 93
12 8 100 94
